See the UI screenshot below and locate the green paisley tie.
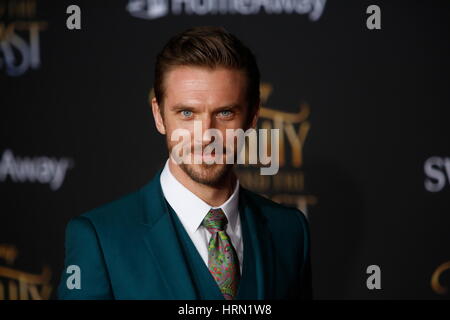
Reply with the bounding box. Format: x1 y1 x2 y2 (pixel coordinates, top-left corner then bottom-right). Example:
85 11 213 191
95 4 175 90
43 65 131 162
202 208 240 300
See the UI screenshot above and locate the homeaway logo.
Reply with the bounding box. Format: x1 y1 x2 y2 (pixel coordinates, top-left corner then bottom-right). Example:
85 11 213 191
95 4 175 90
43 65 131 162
0 149 74 191
127 0 169 19
126 0 327 21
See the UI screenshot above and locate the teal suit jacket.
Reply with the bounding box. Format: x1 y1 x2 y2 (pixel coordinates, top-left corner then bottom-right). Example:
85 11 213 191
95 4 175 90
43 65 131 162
57 170 312 299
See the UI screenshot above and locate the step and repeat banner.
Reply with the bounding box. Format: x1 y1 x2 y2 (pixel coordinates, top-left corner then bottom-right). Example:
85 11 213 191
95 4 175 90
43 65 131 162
1 0 449 299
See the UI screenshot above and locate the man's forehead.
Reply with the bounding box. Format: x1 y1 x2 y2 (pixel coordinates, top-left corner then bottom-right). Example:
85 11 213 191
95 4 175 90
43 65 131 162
164 66 247 106
165 65 246 86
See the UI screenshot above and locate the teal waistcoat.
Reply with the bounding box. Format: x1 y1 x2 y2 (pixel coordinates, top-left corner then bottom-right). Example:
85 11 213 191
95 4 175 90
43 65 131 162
165 199 258 300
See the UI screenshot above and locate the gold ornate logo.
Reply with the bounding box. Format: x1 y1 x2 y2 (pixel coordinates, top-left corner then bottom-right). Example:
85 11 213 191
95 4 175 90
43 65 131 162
0 244 52 300
235 83 317 215
0 0 48 76
431 261 450 295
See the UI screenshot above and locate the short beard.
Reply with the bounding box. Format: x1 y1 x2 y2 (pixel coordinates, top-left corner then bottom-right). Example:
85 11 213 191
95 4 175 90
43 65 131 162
179 162 233 187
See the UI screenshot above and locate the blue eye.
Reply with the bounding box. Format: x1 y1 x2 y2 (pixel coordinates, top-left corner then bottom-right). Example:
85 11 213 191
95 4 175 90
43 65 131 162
181 110 193 117
220 110 232 117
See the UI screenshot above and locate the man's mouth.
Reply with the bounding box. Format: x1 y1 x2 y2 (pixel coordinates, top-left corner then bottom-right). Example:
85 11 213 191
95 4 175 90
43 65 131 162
191 150 224 163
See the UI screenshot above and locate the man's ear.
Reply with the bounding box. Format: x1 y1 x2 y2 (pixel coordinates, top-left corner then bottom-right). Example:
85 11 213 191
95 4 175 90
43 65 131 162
151 97 166 135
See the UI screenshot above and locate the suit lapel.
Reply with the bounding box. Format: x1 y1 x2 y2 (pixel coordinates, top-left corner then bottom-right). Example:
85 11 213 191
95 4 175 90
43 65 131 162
239 186 276 300
139 171 198 299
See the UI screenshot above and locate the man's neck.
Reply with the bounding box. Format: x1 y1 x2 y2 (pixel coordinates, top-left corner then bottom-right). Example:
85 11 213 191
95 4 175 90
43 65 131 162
168 160 236 207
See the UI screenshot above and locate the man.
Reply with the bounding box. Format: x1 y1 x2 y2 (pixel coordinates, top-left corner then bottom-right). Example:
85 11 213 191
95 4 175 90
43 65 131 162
57 26 312 300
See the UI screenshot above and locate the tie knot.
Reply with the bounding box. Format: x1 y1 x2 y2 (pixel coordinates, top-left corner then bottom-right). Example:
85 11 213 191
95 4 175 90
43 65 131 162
202 208 228 233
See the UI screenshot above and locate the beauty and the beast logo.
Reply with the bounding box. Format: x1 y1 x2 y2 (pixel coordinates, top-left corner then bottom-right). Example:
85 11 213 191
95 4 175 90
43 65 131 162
0 244 52 300
235 83 317 216
0 0 47 76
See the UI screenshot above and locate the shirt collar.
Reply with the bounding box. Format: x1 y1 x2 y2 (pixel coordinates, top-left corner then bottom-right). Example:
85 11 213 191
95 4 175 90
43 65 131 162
159 159 240 234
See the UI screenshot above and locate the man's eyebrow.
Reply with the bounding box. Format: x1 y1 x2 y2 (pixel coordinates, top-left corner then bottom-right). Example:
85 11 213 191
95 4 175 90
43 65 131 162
215 104 242 111
169 104 242 112
170 104 196 112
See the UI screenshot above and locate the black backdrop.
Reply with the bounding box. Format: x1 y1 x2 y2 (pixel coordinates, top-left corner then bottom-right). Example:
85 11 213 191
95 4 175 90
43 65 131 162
1 0 450 299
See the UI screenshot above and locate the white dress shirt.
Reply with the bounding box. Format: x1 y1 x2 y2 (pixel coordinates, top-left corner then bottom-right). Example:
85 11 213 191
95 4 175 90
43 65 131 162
159 159 243 274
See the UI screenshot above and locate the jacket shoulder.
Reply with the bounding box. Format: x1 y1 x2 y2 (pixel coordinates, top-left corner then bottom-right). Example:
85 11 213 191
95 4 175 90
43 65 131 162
241 187 307 221
240 187 309 241
79 185 145 227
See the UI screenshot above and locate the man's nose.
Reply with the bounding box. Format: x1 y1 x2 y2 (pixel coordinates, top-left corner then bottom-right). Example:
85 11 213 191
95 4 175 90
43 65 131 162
200 115 215 144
